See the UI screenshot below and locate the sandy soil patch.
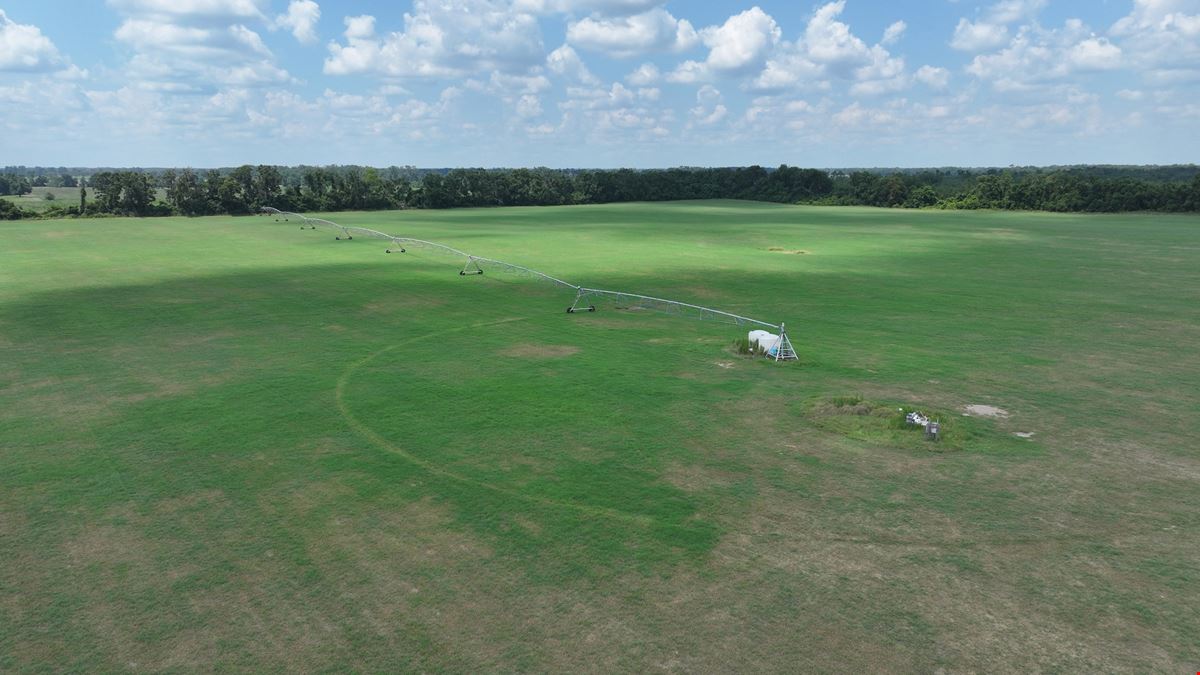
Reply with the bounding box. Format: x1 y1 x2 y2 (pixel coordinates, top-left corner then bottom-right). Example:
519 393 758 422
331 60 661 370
964 404 1009 418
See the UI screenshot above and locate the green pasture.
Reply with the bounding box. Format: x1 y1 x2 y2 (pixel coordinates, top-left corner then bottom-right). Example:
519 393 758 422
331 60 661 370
1 201 1197 671
1 186 168 213
1 186 87 213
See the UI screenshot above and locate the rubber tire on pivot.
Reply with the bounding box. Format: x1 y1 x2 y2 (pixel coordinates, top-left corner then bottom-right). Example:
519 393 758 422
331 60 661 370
589 306 596 312
567 307 574 313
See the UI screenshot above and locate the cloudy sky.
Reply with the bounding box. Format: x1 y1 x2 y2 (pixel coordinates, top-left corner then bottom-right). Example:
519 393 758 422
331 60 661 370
0 0 1197 167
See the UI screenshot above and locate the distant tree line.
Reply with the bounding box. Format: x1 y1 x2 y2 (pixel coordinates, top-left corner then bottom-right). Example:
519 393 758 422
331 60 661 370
824 169 1200 212
2 164 1198 219
0 174 32 197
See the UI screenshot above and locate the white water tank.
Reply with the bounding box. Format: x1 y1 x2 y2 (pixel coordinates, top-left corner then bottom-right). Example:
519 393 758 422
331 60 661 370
748 329 780 356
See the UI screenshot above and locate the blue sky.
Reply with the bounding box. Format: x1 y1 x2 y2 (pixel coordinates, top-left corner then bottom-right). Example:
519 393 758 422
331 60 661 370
0 0 1196 167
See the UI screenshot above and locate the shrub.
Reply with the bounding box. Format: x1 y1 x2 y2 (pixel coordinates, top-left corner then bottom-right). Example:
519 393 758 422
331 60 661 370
732 336 766 356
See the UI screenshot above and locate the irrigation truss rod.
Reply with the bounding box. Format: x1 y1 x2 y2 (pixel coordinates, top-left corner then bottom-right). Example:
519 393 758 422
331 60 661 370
261 207 785 333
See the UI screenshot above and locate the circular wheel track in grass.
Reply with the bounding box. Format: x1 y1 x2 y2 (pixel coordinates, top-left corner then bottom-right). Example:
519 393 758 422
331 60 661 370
336 316 695 531
338 323 1123 551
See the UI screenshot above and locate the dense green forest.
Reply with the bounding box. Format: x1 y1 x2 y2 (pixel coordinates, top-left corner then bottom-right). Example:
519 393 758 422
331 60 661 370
2 164 1198 219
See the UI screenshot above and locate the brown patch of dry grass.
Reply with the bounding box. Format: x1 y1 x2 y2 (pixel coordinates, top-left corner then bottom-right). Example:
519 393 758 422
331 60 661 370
500 343 580 359
153 488 229 515
169 330 239 347
359 297 446 315
279 478 359 518
970 228 1030 241
665 386 1195 671
1 355 233 429
663 463 742 496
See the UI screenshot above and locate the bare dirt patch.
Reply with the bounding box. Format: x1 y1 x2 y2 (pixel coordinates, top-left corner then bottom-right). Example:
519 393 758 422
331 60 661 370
964 404 1009 418
500 343 580 359
768 247 810 254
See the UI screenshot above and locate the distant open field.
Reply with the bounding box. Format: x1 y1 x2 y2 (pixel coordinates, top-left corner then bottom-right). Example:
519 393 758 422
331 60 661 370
1 201 1197 671
1 186 167 213
1 186 88 213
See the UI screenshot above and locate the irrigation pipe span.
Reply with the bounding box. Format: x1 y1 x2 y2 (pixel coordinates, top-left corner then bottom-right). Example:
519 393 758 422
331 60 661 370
261 207 797 360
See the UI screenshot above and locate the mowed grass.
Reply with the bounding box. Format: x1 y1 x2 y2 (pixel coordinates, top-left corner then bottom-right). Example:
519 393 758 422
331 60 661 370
1 201 1198 671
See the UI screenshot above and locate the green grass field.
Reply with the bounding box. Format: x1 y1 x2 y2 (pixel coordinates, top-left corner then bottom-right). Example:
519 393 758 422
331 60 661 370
1 186 88 213
2 201 1197 671
1 187 168 213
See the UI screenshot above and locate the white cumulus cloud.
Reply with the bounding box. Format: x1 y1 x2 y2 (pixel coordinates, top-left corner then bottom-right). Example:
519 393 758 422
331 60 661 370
567 7 697 57
110 0 289 90
967 19 1123 90
703 6 780 72
987 0 1047 25
514 0 661 16
746 2 909 95
881 20 906 46
689 84 727 126
107 0 267 22
668 6 780 82
273 0 320 45
915 65 950 89
950 0 1047 51
1110 0 1200 83
1068 37 1122 71
325 1 544 78
951 19 1010 52
546 44 600 84
516 93 543 118
804 1 874 77
625 62 660 85
0 10 66 72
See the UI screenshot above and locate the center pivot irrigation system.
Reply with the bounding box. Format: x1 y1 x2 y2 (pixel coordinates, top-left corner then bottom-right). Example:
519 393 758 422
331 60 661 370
261 207 798 361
